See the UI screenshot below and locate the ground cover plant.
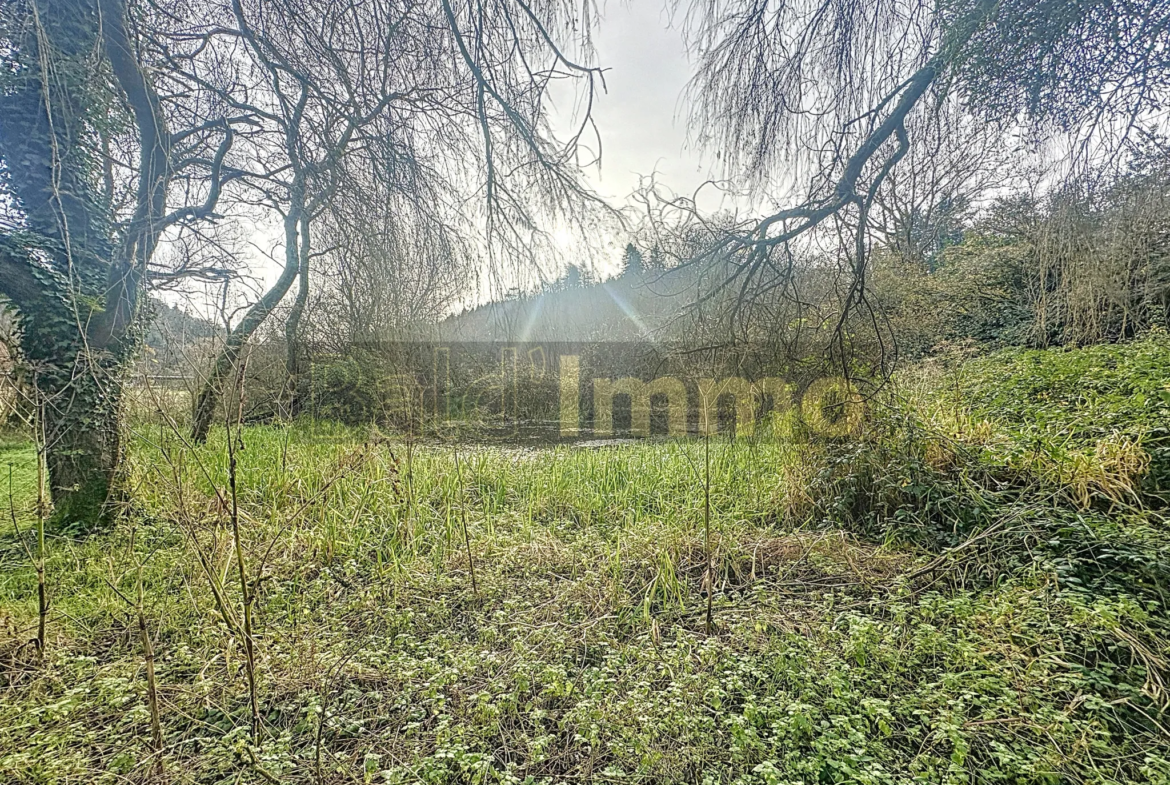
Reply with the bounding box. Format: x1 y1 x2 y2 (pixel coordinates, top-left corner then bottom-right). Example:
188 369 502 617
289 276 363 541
1 334 1169 784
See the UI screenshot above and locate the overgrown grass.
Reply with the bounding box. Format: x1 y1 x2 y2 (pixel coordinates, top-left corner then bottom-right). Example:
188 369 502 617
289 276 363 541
1 337 1169 784
957 329 1170 500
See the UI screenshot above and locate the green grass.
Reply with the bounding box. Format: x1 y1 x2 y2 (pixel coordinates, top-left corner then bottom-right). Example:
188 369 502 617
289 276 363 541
1 436 38 513
1 339 1169 784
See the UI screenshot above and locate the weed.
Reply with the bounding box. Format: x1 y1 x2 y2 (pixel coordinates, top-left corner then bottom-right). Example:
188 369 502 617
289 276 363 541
0 338 1168 783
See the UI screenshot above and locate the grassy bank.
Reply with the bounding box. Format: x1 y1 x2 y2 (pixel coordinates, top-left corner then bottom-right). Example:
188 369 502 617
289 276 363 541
1 337 1169 784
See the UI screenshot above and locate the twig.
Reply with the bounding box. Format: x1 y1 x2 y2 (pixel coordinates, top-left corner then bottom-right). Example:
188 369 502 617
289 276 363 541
226 358 261 740
453 442 479 596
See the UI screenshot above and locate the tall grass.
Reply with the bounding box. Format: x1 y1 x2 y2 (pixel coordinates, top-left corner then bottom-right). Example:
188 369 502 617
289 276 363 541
0 336 1168 783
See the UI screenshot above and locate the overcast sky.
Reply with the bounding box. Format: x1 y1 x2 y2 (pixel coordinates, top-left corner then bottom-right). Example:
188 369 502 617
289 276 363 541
563 1 705 204
537 0 759 280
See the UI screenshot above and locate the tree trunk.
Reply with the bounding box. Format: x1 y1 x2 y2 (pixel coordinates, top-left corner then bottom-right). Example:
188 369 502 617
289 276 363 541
0 0 172 534
192 201 304 443
283 213 311 417
40 368 125 532
0 244 133 533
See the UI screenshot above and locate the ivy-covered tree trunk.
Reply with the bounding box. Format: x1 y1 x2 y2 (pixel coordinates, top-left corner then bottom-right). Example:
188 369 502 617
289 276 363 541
0 0 170 532
40 365 125 531
0 240 132 533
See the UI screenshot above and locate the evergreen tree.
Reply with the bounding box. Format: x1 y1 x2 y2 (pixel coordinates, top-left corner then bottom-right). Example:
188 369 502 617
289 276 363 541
621 243 644 276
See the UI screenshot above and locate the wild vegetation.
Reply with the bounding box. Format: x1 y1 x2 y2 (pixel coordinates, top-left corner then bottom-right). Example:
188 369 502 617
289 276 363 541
2 330 1169 783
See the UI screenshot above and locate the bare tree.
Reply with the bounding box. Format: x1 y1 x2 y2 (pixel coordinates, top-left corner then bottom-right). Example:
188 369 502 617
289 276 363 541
313 167 473 347
671 0 1170 371
869 105 1018 267
182 0 608 442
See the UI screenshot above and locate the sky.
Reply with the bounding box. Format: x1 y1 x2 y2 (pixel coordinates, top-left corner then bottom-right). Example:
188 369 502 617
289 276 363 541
541 0 758 279
560 1 706 205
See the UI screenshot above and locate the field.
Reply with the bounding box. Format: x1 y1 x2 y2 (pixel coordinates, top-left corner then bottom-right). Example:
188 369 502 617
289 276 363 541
1 337 1169 784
